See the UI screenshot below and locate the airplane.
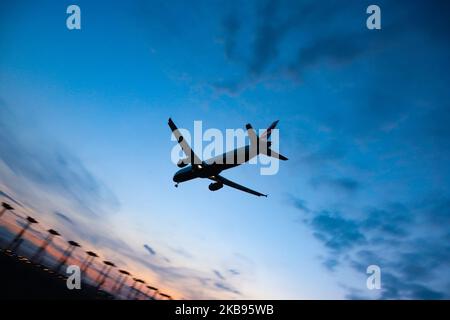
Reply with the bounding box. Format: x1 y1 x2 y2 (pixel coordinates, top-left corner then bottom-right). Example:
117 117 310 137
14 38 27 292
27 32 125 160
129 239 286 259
169 118 288 197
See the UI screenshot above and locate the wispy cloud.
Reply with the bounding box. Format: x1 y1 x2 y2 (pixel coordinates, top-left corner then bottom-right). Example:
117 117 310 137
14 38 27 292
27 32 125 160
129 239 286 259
144 244 156 255
293 196 450 299
0 104 120 217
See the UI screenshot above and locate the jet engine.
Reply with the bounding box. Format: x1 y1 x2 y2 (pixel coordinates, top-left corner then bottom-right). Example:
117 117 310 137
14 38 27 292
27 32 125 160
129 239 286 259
177 159 189 168
208 182 223 191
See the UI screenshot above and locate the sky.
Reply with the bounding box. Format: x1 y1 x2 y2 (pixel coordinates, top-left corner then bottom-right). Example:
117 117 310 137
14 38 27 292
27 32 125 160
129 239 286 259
1 0 450 299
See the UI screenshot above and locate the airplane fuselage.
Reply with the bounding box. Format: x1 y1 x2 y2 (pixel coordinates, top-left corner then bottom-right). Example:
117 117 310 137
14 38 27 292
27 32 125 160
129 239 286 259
173 145 257 183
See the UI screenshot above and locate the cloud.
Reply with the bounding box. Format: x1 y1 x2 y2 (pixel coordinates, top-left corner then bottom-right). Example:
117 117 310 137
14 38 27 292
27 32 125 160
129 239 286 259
309 210 366 252
168 246 194 259
322 258 339 272
53 211 75 226
293 198 311 214
0 190 23 207
213 270 225 280
228 269 240 276
310 177 361 194
293 196 450 299
213 0 450 155
222 12 241 61
361 204 413 238
0 104 120 217
214 282 241 295
378 272 445 300
214 0 379 94
116 245 243 299
144 244 156 256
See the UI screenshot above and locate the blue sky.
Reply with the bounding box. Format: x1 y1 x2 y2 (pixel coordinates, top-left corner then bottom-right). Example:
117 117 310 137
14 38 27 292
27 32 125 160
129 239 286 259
1 0 449 299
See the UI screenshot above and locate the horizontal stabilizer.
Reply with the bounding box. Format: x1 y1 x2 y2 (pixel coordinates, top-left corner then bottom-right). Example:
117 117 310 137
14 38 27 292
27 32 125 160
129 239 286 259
267 149 288 161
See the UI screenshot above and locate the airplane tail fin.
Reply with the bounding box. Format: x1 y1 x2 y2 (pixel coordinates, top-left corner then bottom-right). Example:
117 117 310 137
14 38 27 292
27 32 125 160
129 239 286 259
260 120 279 140
245 121 288 160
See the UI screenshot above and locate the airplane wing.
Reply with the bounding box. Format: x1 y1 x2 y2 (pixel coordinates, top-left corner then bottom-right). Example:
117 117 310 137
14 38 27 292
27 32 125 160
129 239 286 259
210 175 268 197
168 118 202 166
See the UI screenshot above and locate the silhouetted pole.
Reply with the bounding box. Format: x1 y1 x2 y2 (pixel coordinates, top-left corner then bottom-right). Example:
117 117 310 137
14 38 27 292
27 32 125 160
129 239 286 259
55 240 81 273
95 261 108 286
81 250 98 274
132 279 146 300
7 216 38 252
96 260 116 290
31 229 60 263
146 285 158 300
0 202 14 219
128 278 143 299
114 269 131 295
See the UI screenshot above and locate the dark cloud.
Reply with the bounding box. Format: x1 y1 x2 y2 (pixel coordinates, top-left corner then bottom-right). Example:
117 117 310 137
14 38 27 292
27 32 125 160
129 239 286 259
213 270 225 280
379 272 445 300
293 198 310 214
53 211 75 226
222 12 241 61
310 177 361 194
217 1 450 85
309 210 366 252
361 203 412 238
248 0 282 75
419 196 450 227
0 190 23 208
214 282 241 295
293 196 450 299
322 258 339 272
144 244 156 256
228 269 240 276
215 0 450 161
215 0 370 93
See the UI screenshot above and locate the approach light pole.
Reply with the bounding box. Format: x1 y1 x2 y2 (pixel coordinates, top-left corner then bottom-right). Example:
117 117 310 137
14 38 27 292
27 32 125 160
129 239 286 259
128 277 145 300
114 269 131 296
7 216 38 252
133 278 146 300
31 229 60 263
55 240 81 273
96 260 116 290
0 202 14 219
81 250 99 274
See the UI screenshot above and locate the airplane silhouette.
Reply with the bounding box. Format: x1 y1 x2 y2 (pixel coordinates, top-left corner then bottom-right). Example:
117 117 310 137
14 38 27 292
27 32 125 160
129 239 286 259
169 118 288 197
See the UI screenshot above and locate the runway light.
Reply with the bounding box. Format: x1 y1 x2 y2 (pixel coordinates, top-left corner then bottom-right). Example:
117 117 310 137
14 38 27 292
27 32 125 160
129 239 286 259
159 293 172 300
114 269 132 296
55 240 81 273
95 260 117 290
146 286 159 300
7 216 39 252
0 202 14 219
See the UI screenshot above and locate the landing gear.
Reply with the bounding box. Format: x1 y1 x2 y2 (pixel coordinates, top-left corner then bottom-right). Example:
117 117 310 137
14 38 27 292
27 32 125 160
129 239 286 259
175 183 179 188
